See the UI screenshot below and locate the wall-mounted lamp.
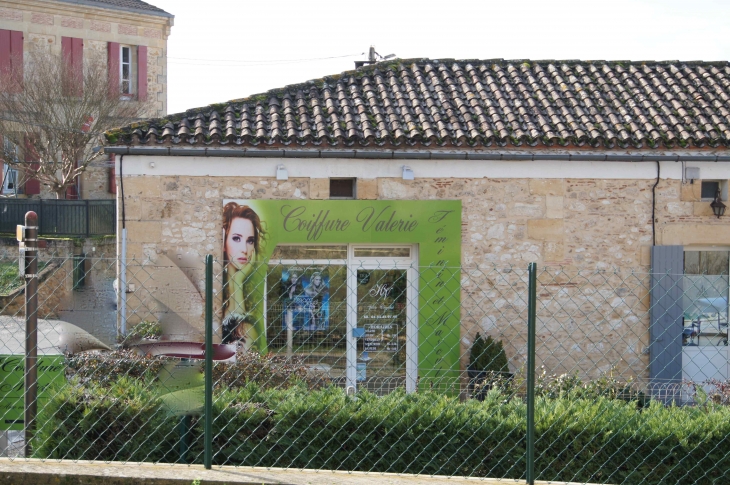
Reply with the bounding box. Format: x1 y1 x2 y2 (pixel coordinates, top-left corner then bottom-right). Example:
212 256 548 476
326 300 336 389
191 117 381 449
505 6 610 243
711 190 726 218
402 165 414 180
276 164 288 181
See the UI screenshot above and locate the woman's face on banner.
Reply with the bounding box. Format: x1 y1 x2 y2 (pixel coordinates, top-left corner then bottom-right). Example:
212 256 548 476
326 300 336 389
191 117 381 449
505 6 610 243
226 217 255 270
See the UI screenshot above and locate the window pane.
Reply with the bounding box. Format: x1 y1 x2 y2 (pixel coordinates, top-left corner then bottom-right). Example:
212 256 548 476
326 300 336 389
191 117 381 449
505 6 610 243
683 250 729 347
702 252 730 275
357 268 408 380
122 47 130 63
701 181 720 199
354 247 411 258
266 264 347 376
270 245 347 260
685 251 729 275
330 179 354 198
685 251 700 275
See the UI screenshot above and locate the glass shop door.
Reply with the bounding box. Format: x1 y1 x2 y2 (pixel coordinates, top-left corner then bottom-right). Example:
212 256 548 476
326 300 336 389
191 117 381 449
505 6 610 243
346 246 418 394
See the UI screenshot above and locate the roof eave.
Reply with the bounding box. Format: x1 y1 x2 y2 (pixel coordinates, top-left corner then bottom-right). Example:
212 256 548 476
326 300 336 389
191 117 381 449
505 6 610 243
52 0 173 18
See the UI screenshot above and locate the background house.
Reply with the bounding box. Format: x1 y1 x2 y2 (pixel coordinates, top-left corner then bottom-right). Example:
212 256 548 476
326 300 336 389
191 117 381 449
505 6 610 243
0 0 172 200
106 58 730 396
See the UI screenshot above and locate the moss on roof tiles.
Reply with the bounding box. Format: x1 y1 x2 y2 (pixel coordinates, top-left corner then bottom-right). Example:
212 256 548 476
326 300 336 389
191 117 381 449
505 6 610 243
105 57 730 150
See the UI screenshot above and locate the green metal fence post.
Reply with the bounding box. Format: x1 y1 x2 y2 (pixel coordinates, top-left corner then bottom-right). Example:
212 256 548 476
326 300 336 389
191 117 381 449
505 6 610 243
178 414 191 464
526 262 537 485
204 254 213 469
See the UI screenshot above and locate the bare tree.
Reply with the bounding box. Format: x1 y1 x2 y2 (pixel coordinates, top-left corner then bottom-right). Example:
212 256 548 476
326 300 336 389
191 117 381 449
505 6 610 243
0 48 151 198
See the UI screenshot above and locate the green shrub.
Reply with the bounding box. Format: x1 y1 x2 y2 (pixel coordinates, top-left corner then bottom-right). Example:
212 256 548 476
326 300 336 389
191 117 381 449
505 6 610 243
210 351 331 391
468 333 508 373
65 350 171 384
67 350 330 391
33 377 730 483
535 369 649 408
120 320 163 344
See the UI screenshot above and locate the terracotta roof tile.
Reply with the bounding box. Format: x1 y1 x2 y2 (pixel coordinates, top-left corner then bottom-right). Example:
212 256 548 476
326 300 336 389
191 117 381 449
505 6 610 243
108 58 730 150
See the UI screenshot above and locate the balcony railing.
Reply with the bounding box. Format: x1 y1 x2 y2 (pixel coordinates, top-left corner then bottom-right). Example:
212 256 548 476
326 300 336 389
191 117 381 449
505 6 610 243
0 199 116 237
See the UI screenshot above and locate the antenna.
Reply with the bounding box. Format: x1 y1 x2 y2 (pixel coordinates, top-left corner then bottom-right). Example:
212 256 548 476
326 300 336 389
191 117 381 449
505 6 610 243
355 46 397 68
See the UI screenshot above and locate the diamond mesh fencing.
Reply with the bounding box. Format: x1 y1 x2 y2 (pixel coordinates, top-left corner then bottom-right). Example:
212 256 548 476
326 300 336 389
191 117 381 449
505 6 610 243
0 251 728 484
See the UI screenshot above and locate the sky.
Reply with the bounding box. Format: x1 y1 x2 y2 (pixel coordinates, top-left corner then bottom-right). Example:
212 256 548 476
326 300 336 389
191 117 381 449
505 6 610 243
148 0 730 115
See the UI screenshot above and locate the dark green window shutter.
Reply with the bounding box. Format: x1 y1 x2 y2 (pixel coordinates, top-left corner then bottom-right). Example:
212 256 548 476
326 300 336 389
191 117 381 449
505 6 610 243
650 245 684 403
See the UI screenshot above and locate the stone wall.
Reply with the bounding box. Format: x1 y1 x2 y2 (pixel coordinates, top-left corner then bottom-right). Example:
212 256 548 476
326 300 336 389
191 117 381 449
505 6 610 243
82 163 114 200
0 258 73 319
0 0 170 117
0 0 171 200
0 236 118 342
118 173 730 382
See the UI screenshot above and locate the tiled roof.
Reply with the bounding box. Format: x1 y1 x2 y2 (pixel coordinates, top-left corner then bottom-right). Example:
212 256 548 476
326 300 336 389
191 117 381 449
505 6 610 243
56 0 172 17
107 58 730 150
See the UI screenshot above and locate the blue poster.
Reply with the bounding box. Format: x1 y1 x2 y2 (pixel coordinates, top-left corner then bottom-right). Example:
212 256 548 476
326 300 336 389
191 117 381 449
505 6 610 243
280 266 330 331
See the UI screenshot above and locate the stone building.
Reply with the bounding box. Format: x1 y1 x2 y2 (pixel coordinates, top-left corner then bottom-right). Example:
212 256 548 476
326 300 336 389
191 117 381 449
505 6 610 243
0 0 173 199
105 58 730 396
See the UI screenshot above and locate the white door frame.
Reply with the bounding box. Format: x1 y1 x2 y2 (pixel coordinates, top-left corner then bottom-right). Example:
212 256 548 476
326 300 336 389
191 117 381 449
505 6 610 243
346 245 418 393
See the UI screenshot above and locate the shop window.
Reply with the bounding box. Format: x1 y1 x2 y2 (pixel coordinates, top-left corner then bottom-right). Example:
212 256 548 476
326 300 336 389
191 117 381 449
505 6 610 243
265 243 418 393
353 247 411 258
270 245 347 261
330 178 356 199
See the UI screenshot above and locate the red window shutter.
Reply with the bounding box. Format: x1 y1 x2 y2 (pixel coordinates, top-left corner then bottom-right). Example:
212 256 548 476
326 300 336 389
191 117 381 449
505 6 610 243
107 42 120 97
71 37 83 95
23 136 40 196
137 45 147 101
0 30 9 74
61 37 72 95
62 36 83 96
65 183 78 199
9 30 22 91
61 36 72 63
1 29 23 92
108 154 116 194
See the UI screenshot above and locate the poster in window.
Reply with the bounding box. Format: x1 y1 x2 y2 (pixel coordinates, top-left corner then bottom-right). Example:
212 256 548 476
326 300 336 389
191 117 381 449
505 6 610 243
280 266 330 331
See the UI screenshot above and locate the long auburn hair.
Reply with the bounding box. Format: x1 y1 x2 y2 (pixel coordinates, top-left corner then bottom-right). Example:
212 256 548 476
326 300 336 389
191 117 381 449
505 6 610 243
222 202 266 321
222 202 265 261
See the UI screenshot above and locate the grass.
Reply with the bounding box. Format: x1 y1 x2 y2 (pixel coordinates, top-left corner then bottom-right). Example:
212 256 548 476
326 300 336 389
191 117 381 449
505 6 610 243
0 261 22 295
0 260 49 295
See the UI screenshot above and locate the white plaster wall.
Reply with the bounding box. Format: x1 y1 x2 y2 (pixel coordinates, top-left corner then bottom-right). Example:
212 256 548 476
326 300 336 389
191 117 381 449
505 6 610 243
120 155 730 180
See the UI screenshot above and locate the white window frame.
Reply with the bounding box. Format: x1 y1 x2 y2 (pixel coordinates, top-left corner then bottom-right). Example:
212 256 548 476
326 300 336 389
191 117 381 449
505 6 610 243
120 45 135 97
2 164 19 194
2 138 20 195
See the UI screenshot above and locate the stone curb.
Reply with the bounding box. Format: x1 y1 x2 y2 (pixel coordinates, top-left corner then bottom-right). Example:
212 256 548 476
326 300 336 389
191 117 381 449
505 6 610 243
0 458 602 485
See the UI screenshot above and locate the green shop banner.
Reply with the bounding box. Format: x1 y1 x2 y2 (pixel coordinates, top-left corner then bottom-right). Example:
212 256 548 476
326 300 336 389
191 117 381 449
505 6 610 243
221 199 461 390
0 355 66 431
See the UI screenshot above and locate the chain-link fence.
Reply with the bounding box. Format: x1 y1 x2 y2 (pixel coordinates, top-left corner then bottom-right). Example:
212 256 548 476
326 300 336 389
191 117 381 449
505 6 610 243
0 250 729 484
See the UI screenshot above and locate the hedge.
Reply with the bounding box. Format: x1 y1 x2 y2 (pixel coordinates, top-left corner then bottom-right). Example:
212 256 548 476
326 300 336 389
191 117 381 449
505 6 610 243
33 378 730 484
